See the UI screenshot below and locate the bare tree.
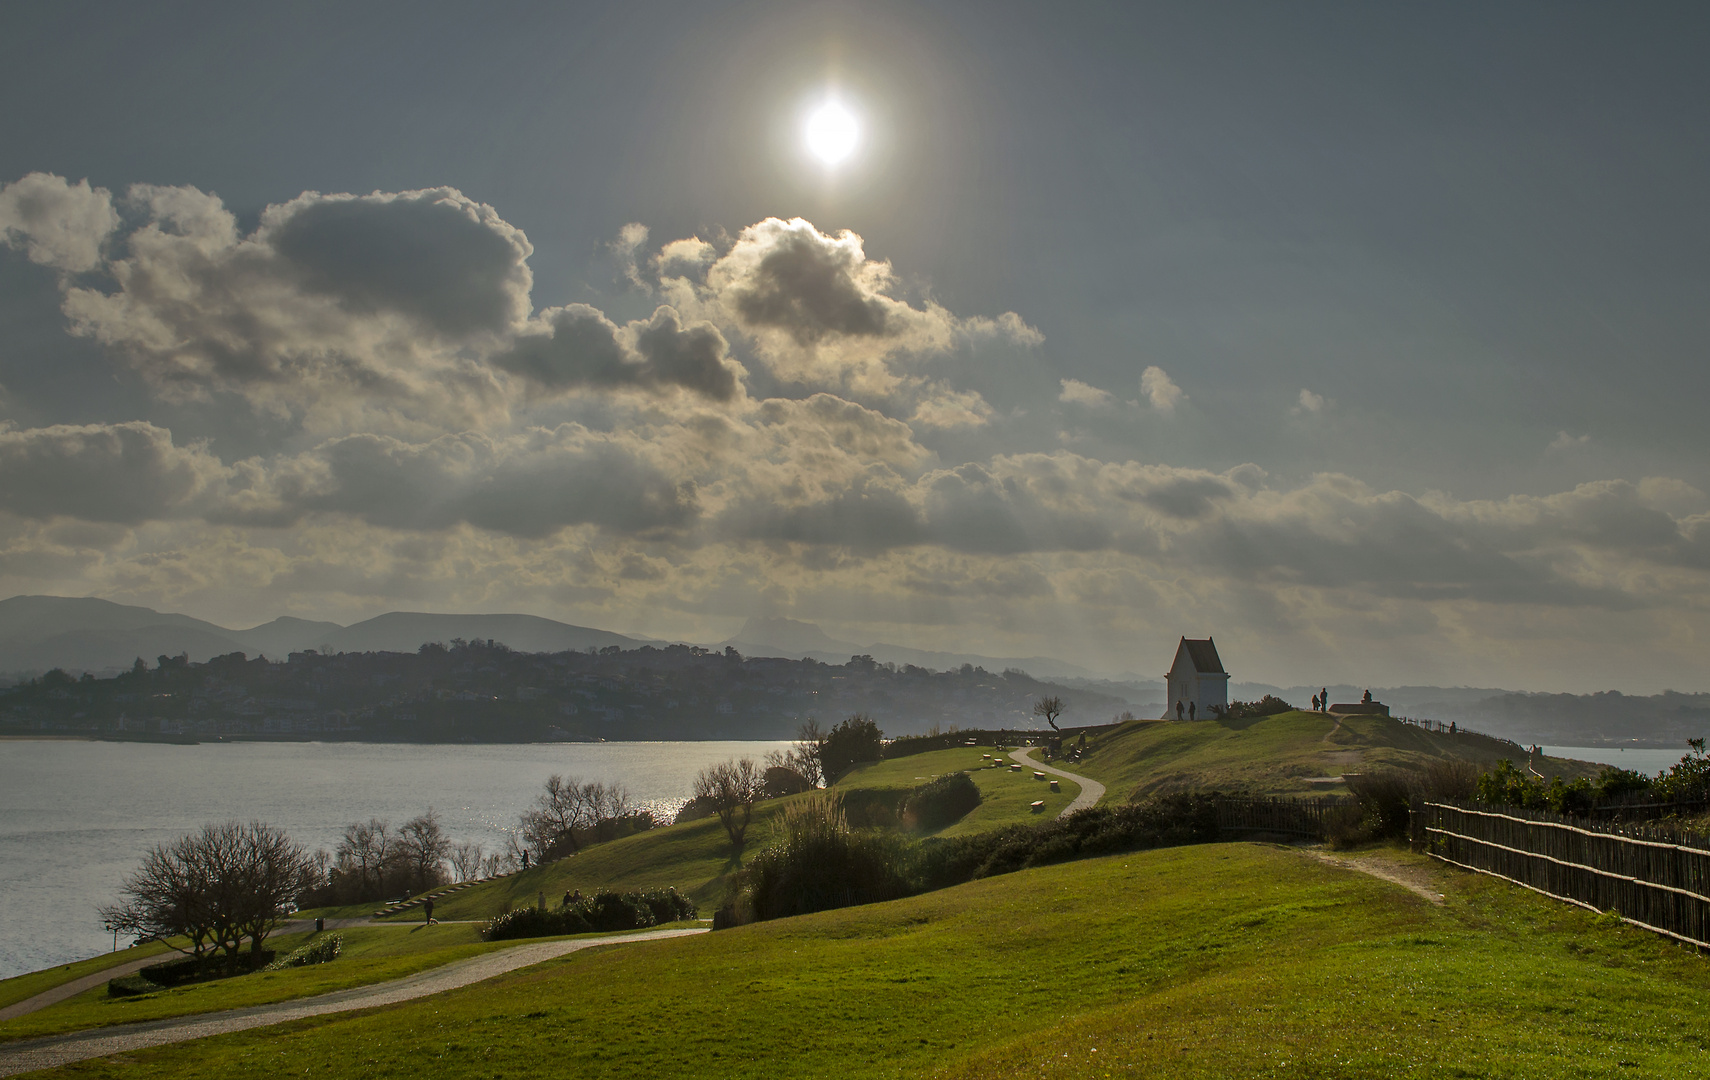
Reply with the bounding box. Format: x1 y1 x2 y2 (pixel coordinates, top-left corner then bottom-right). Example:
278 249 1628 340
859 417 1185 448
764 720 827 789
100 821 310 969
1033 695 1064 731
517 776 634 861
336 819 393 899
694 757 762 847
397 809 452 893
449 841 486 883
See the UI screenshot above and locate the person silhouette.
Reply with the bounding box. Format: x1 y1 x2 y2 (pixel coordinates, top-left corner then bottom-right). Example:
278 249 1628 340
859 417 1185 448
1311 693 1320 711
1175 700 1184 720
1361 689 1372 704
1320 688 1328 712
1189 701 1196 721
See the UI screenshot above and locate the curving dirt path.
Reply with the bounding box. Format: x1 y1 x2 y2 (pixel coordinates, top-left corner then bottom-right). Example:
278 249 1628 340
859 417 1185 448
1009 749 1105 817
0 927 705 1077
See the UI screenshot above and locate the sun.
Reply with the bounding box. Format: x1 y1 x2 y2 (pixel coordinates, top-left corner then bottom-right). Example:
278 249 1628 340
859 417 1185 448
804 99 860 167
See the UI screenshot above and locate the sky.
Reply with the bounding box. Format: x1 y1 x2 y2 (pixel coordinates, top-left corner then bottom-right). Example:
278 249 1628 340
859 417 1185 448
1 1 1707 692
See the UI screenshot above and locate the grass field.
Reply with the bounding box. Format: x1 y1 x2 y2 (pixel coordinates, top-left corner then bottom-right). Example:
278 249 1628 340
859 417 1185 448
0 923 506 1043
0 941 171 1012
26 841 1710 1079
1064 710 1600 800
835 746 1079 836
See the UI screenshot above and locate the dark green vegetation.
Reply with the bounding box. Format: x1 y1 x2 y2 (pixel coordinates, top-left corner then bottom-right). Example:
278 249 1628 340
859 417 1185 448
0 639 1122 741
483 889 695 940
25 844 1710 1079
1066 709 1599 799
1476 739 1710 815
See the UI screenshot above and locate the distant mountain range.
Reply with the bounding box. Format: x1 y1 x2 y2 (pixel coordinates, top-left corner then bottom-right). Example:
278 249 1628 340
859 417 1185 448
0 598 1093 684
0 596 641 676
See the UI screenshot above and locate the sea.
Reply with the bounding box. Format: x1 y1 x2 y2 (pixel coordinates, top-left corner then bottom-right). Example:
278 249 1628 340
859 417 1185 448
0 738 789 980
1541 745 1693 776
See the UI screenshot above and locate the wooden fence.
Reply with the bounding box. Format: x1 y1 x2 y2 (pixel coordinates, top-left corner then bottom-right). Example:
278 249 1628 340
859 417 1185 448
1416 800 1710 948
1214 795 1339 839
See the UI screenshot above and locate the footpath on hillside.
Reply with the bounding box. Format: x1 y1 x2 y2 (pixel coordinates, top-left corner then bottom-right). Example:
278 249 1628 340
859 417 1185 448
0 927 705 1078
1009 748 1105 816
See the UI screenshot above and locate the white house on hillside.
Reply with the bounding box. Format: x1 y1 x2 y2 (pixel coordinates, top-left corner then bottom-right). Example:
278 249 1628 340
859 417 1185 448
1165 637 1229 720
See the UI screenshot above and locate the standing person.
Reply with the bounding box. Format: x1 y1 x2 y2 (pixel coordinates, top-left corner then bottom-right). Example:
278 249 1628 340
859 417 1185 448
1321 688 1328 712
1311 693 1320 712
423 898 435 925
521 850 529 870
1175 700 1185 720
1189 701 1196 721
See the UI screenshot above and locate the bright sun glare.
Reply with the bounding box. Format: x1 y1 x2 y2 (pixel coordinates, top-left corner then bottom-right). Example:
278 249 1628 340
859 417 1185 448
804 100 859 166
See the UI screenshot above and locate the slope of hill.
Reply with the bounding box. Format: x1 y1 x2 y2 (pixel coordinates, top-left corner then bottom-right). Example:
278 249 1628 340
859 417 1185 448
1064 710 1600 799
316 612 641 655
230 616 346 658
0 596 250 674
69 844 1710 1079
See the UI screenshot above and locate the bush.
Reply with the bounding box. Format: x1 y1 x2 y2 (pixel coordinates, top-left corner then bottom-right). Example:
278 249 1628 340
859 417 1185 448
901 772 982 832
264 933 343 970
1223 696 1294 719
483 906 595 941
483 888 692 941
732 795 913 924
581 892 657 932
635 888 697 924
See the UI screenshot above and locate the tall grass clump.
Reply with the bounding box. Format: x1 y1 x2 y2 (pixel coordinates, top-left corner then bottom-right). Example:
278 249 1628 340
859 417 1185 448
734 794 913 923
1329 759 1485 848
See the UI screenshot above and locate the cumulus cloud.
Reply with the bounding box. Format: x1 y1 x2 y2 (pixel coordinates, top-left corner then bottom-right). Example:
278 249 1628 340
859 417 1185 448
1548 431 1591 453
0 422 228 523
1059 379 1115 408
494 304 741 401
1295 389 1326 413
0 173 119 273
677 217 1041 394
1140 366 1184 412
911 387 994 430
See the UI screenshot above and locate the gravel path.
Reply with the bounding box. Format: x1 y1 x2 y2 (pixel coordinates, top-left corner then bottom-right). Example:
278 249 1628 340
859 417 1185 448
0 927 705 1077
1009 748 1105 817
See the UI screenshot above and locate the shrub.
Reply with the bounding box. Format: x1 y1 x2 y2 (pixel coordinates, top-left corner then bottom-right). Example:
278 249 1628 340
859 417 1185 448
1223 696 1294 719
484 906 595 941
635 888 697 924
264 934 343 970
901 771 982 832
733 795 913 924
580 892 657 932
482 888 688 941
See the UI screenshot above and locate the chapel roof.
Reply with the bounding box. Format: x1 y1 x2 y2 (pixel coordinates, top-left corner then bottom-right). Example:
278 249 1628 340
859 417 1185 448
1179 637 1226 674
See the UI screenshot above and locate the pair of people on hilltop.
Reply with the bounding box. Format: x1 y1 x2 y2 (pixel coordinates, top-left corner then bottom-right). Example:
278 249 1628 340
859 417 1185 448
1174 700 1196 721
1310 688 1332 712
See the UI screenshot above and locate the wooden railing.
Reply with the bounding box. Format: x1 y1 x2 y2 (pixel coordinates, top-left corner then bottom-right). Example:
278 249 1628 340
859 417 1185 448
1416 801 1710 948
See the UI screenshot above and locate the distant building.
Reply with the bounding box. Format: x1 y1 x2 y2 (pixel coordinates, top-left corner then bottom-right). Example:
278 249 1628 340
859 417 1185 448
1165 637 1229 720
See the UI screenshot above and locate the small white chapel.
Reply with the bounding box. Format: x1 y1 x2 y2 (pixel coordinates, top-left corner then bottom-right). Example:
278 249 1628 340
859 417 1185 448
1164 636 1229 720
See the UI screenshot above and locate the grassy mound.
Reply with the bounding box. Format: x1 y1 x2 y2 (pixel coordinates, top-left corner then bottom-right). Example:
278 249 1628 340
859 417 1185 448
1067 709 1598 799
38 842 1710 1079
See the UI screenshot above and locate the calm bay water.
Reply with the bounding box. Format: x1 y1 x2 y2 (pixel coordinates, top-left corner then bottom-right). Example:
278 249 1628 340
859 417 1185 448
1542 745 1692 776
0 739 788 980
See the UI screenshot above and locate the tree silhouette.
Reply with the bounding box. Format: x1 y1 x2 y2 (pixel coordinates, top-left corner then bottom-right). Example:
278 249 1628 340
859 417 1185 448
1033 695 1064 731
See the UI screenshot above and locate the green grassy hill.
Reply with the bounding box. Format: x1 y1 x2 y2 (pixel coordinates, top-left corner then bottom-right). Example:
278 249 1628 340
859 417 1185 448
1065 709 1599 800
37 842 1710 1079
413 748 1069 922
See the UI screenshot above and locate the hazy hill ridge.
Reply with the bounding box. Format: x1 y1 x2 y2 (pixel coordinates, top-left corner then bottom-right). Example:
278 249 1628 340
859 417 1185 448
0 639 1127 742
